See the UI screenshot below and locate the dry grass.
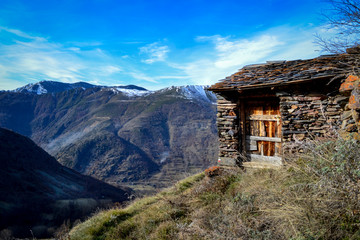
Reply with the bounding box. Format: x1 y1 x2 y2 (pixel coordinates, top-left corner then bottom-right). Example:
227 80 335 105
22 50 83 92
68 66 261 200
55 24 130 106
69 138 360 239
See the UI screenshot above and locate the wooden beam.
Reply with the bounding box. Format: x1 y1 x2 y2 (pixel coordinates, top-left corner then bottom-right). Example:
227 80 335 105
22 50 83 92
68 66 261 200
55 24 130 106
246 136 282 142
247 154 282 165
240 100 246 155
247 115 280 121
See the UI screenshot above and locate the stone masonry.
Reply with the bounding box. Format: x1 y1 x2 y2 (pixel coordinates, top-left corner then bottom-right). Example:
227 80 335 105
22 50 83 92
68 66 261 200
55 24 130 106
216 95 240 166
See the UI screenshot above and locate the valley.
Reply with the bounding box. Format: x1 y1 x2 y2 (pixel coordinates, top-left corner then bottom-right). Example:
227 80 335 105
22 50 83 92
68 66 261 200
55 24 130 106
0 127 132 238
0 81 218 194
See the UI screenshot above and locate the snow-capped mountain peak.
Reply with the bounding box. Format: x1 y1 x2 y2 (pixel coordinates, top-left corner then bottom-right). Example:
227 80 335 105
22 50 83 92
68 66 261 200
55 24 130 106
13 81 95 95
14 82 48 95
105 86 151 97
158 85 217 103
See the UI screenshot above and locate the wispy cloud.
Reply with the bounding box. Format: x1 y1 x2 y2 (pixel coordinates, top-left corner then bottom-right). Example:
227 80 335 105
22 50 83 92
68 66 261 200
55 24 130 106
198 34 283 68
128 71 158 83
0 26 46 41
139 42 169 64
99 65 122 75
171 34 283 85
172 26 321 85
0 27 125 89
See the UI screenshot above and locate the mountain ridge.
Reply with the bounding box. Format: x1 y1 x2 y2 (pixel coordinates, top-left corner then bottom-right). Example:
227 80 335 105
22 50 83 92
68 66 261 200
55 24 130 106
0 80 218 194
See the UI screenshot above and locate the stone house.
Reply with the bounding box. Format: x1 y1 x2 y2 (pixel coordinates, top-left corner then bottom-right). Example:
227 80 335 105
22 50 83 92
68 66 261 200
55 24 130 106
209 48 360 168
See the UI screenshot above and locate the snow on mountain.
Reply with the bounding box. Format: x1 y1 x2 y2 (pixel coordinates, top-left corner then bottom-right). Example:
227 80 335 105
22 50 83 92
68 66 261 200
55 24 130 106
12 81 152 97
158 85 217 103
103 86 151 97
114 87 151 97
10 81 217 104
14 82 48 95
13 81 95 95
180 85 217 103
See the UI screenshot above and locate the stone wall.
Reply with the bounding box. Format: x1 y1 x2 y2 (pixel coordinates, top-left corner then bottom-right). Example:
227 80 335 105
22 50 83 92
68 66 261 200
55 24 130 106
216 95 240 166
279 94 346 151
279 74 360 151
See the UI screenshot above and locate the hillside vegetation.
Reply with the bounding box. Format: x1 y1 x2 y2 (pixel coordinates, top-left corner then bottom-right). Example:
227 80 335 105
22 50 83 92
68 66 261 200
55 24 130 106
68 137 360 240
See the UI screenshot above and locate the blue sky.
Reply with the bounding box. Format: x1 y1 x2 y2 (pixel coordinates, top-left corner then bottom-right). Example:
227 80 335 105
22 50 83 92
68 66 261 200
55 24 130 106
0 0 333 90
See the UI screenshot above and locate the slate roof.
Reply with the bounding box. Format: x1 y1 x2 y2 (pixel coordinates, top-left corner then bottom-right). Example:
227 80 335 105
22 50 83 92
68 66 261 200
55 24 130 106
209 53 360 92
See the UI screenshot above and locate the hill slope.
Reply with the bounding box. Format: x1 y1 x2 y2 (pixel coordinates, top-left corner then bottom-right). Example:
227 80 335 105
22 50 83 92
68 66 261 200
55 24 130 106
0 127 133 238
0 82 218 193
69 137 360 240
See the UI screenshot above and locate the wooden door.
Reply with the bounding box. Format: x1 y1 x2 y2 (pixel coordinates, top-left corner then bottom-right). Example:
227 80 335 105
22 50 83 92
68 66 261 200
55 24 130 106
244 99 282 165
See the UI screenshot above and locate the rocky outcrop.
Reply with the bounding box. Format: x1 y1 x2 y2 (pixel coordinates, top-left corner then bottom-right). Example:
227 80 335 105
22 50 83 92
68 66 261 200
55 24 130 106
338 75 360 138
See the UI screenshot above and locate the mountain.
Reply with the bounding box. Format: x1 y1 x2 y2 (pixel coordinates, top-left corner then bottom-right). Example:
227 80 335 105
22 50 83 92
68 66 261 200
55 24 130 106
0 81 218 194
11 80 148 96
12 80 96 94
0 127 133 238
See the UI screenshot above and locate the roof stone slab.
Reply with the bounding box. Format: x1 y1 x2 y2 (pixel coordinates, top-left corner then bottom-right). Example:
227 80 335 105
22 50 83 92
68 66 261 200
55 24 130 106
209 53 360 92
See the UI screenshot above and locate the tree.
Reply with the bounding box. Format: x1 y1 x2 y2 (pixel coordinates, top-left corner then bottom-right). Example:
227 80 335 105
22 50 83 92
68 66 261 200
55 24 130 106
315 0 360 53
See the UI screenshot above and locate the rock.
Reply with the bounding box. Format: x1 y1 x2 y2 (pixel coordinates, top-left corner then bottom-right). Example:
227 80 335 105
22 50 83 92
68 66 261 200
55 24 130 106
288 108 295 113
346 46 360 54
339 75 359 93
334 96 348 104
346 123 357 132
341 120 348 129
204 166 221 177
349 88 360 109
342 110 352 120
352 109 360 122
345 103 350 111
294 133 305 140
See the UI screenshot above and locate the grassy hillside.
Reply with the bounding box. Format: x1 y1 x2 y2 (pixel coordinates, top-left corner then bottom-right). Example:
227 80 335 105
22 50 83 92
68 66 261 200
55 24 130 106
68 137 360 239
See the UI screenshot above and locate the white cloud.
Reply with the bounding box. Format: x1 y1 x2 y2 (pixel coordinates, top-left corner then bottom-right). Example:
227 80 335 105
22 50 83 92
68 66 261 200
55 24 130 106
100 65 122 75
0 27 125 89
128 71 158 83
0 26 46 41
139 42 169 64
173 34 283 85
213 35 283 68
173 26 321 86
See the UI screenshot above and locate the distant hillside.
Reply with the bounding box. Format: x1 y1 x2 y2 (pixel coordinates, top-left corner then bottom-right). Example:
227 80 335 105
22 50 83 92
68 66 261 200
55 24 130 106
0 127 133 238
0 81 218 194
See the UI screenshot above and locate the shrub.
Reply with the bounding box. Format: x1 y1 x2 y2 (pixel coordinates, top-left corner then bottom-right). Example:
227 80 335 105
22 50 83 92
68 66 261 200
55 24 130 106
281 137 360 239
